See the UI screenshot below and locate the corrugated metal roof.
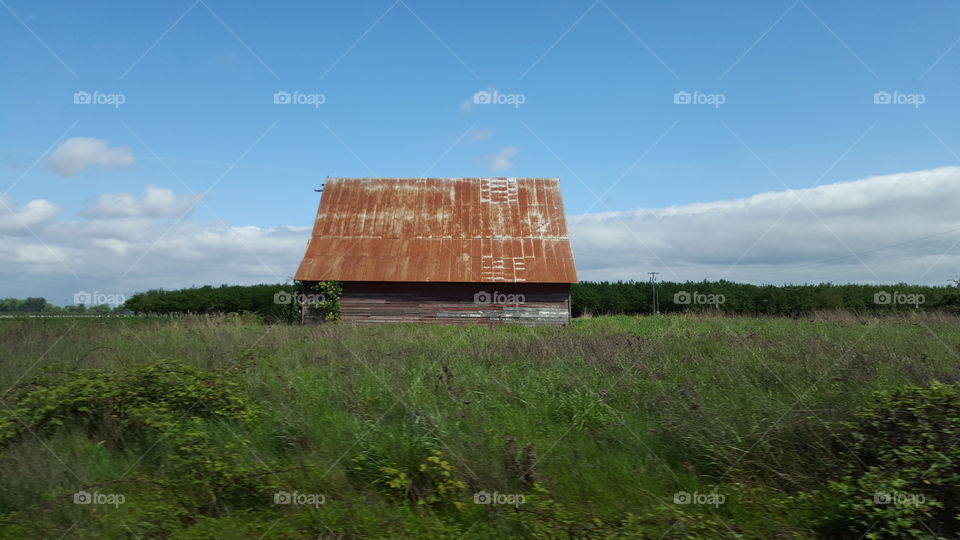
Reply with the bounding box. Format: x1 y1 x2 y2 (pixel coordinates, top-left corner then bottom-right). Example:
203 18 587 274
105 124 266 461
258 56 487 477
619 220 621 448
294 178 578 283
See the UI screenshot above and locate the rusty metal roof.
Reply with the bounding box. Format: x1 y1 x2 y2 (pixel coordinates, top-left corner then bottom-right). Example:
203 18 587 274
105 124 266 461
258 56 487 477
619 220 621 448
294 178 578 283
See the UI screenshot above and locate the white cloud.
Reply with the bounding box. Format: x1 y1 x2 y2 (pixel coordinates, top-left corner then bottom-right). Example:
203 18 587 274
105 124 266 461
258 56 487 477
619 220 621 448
0 204 309 303
84 185 204 219
47 137 134 176
14 244 68 265
0 195 60 234
483 145 519 171
3 168 960 305
569 166 960 285
91 238 131 257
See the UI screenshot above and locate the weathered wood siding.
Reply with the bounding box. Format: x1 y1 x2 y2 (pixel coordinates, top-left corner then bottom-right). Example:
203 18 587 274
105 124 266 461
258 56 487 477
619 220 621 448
302 282 570 326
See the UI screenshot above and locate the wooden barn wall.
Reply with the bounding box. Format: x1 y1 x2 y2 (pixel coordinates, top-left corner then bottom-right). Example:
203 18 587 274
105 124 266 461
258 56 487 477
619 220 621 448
302 282 570 326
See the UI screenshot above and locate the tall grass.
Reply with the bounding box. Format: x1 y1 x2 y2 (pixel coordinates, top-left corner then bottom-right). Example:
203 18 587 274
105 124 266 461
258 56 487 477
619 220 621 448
1 314 958 538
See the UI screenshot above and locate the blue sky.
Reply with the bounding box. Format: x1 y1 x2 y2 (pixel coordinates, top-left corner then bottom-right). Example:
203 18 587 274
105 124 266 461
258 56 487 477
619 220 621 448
3 0 960 303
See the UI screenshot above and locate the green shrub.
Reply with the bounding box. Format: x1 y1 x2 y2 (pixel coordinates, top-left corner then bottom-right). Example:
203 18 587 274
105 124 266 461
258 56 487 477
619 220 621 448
0 361 274 530
349 449 468 510
308 281 342 322
0 361 260 445
815 382 960 538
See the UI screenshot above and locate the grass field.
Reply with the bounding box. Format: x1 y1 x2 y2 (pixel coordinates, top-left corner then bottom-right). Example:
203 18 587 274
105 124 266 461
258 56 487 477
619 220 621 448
1 313 959 539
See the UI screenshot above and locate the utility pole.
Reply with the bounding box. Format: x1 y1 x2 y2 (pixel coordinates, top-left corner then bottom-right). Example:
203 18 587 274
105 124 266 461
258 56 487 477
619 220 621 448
648 272 660 315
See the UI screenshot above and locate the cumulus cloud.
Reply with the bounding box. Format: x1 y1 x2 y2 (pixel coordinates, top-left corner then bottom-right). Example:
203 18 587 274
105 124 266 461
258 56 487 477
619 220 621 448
13 244 68 265
84 185 204 219
0 195 60 234
47 137 134 176
0 208 309 304
484 145 519 172
569 167 960 285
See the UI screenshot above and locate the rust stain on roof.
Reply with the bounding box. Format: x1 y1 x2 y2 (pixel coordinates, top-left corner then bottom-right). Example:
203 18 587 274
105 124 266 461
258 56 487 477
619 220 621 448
294 178 578 283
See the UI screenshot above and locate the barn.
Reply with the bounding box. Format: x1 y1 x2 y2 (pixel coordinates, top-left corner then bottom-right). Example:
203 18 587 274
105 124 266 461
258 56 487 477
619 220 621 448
294 177 578 325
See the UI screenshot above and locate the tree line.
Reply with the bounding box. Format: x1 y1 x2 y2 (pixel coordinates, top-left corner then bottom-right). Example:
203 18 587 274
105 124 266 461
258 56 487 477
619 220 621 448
0 298 117 315
123 284 298 321
4 280 959 319
571 280 960 316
